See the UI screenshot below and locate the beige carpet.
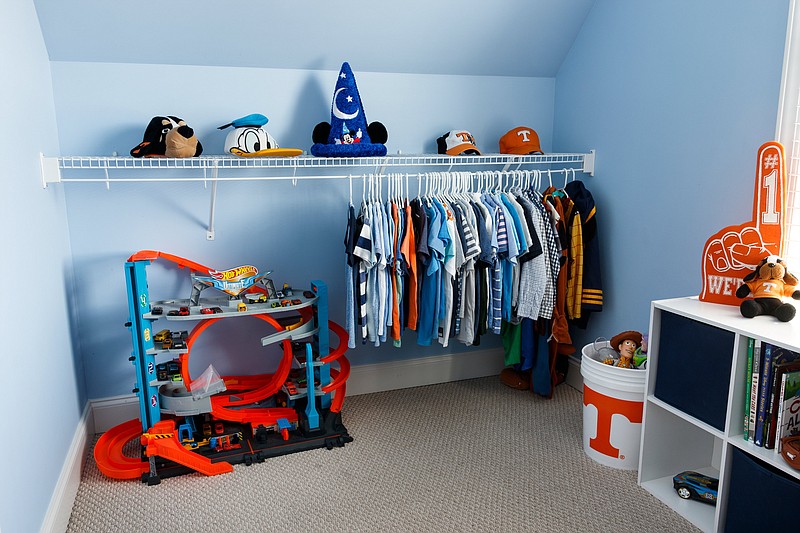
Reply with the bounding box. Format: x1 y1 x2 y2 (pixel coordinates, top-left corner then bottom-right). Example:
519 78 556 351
67 377 699 532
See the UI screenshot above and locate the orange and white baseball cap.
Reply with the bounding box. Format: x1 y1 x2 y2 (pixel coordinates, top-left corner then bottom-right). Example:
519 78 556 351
499 127 544 155
437 130 481 156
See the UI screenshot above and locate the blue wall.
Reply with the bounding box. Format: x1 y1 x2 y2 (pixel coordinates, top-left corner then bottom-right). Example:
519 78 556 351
554 0 790 350
0 3 82 533
49 61 556 399
6 1 794 529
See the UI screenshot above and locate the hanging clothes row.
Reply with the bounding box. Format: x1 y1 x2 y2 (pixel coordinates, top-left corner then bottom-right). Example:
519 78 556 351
343 169 603 397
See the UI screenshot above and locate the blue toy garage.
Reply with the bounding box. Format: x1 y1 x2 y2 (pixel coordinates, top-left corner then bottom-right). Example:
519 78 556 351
94 250 352 484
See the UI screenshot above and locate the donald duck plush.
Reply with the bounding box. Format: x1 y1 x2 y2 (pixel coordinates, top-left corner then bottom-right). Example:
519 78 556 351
218 114 302 157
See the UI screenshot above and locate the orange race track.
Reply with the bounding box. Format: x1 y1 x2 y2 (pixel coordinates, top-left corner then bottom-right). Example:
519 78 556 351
94 306 350 479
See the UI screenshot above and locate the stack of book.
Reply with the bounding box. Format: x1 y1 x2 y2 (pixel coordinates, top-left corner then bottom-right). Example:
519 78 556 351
743 339 800 453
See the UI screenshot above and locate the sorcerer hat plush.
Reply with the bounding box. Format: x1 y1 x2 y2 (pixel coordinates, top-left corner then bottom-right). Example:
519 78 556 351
218 113 302 157
499 126 544 155
311 62 388 157
437 130 481 156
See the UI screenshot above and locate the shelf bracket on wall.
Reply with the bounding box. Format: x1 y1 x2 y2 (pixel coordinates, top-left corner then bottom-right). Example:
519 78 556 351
207 162 219 240
583 149 596 176
40 153 61 188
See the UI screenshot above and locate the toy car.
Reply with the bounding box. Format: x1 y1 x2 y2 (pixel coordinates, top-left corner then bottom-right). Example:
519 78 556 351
178 306 189 316
246 293 268 304
151 306 163 315
237 302 247 312
153 329 170 342
303 290 316 299
200 306 223 314
672 471 718 505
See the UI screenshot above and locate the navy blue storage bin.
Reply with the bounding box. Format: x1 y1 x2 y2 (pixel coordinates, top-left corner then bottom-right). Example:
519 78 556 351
653 312 734 431
724 447 798 531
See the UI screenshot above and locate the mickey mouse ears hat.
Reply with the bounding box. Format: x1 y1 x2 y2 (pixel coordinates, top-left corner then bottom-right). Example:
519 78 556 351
499 126 544 155
437 130 481 156
310 62 388 157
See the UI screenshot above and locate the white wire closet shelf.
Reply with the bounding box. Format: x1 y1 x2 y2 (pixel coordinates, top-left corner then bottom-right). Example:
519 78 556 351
40 152 595 187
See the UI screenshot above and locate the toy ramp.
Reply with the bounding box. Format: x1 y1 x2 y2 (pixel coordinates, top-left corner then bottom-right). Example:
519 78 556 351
144 421 232 476
93 419 150 480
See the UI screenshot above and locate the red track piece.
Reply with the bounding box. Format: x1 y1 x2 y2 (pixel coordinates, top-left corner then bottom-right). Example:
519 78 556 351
93 419 150 479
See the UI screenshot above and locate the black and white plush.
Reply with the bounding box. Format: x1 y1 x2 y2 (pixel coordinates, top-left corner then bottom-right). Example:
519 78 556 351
735 255 800 322
130 116 203 158
311 62 387 157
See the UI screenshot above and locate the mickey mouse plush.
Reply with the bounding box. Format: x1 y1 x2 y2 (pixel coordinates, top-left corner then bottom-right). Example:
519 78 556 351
130 116 203 158
735 255 800 322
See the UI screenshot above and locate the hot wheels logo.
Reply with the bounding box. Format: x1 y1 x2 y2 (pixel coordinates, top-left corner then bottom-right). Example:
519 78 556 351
209 265 258 282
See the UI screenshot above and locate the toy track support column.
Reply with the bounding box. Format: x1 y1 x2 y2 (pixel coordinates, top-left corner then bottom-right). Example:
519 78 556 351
304 343 319 430
124 259 161 433
311 280 332 410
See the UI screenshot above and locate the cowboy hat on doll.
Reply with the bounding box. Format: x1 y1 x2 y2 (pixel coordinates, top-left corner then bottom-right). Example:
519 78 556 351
311 62 388 157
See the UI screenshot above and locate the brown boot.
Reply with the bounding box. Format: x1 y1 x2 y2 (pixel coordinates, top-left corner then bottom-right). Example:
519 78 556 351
500 368 530 390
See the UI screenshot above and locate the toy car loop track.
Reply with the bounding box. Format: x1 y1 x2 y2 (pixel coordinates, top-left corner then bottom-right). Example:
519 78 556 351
94 250 351 484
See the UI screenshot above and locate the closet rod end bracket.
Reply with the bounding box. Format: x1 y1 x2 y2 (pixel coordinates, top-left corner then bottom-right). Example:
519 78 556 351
41 153 61 188
583 149 596 176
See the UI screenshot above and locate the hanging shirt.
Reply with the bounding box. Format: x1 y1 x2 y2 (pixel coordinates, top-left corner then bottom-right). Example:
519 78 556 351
343 204 358 348
353 203 374 343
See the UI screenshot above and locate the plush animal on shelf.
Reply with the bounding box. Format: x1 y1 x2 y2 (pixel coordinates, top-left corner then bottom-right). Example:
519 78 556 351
130 116 203 158
735 255 800 322
311 62 388 157
217 114 302 157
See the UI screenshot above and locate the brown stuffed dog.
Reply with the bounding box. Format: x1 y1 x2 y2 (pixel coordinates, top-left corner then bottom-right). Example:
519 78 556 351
130 116 203 158
735 255 800 322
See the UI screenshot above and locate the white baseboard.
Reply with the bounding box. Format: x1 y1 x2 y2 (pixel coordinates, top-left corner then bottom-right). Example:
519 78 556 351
346 348 506 396
566 355 583 392
40 403 90 533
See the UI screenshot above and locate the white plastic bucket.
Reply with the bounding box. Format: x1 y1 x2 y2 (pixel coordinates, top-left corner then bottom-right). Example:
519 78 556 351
581 340 646 470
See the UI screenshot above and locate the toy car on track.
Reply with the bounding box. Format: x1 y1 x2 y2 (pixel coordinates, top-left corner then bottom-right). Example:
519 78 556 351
672 471 718 505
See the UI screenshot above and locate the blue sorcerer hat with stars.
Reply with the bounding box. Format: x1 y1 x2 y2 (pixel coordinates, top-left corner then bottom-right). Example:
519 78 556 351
311 62 388 157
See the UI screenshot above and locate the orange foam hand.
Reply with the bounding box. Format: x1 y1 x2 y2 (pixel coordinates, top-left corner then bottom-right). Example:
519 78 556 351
700 142 786 305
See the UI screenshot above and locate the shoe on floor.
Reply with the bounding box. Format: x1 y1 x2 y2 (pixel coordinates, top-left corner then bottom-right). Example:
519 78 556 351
500 368 530 390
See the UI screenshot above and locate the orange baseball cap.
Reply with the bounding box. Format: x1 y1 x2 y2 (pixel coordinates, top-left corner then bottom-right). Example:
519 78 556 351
499 127 544 155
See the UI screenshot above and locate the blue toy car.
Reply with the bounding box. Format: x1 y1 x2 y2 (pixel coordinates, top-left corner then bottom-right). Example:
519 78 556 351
672 471 718 505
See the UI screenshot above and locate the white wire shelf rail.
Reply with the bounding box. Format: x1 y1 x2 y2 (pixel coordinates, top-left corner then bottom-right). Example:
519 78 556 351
40 151 595 241
40 152 595 188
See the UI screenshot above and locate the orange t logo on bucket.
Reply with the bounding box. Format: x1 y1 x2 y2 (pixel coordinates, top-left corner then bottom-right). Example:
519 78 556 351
583 385 643 459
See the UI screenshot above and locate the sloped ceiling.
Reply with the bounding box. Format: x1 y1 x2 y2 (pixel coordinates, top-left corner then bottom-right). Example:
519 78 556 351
33 0 595 77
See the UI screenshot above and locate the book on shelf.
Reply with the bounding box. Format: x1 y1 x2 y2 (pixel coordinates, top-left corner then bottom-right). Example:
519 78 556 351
763 345 800 449
754 342 775 446
775 368 800 453
748 340 761 442
743 337 754 440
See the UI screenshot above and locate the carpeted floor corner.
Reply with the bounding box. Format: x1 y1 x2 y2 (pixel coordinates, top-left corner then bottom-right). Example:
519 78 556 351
67 377 699 532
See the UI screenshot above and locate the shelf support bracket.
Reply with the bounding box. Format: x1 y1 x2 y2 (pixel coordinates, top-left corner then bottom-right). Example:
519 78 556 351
40 154 61 188
207 163 219 240
583 149 596 176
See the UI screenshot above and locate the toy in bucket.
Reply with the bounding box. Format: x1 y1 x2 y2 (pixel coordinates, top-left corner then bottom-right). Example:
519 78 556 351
596 331 647 369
